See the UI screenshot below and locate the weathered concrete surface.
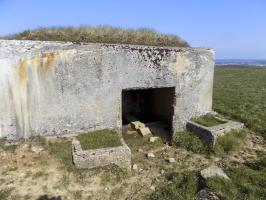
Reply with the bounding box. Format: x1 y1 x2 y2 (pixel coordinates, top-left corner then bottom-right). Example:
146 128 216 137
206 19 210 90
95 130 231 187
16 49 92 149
186 117 244 144
0 40 215 139
72 138 131 170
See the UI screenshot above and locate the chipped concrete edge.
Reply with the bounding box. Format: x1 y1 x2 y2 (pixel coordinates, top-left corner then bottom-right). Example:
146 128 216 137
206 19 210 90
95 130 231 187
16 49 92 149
72 136 131 170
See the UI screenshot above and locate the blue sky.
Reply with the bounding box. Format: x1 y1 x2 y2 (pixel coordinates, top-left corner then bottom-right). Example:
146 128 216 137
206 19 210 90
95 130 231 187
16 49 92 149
0 0 265 59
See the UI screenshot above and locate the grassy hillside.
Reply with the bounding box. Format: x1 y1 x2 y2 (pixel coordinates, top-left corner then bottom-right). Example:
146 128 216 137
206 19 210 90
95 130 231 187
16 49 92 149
3 26 189 47
213 67 266 138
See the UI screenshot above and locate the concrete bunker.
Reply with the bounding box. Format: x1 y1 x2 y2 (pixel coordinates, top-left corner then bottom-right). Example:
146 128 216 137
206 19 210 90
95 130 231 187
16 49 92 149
122 87 175 140
0 40 215 140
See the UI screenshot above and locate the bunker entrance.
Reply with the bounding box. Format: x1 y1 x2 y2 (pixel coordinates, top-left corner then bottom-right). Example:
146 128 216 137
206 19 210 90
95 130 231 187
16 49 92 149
122 87 175 140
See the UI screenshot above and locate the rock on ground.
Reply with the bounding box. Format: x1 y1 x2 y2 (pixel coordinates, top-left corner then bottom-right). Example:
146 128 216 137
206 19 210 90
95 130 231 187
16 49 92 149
197 188 220 200
200 165 230 180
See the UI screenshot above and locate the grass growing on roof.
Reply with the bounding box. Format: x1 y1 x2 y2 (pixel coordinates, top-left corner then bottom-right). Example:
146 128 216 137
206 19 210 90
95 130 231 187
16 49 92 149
3 25 189 47
77 129 122 150
192 114 226 127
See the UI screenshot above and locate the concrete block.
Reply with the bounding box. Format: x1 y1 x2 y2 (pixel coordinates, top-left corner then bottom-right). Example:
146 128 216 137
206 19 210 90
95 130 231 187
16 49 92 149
131 121 145 130
72 138 131 170
138 127 152 136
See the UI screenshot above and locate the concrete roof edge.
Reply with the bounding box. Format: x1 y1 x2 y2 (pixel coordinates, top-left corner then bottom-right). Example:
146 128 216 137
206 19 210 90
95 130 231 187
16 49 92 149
0 39 214 51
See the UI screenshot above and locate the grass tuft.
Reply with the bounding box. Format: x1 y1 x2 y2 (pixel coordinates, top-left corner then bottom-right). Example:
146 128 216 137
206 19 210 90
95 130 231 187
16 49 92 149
3 26 189 47
77 129 122 150
213 129 248 156
173 131 210 154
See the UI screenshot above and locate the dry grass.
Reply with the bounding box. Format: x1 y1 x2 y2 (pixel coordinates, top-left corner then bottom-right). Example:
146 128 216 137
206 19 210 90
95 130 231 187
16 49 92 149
3 25 189 47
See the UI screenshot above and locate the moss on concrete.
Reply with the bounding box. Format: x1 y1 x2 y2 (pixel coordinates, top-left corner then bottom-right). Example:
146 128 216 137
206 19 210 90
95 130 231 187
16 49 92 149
192 114 226 127
77 129 122 150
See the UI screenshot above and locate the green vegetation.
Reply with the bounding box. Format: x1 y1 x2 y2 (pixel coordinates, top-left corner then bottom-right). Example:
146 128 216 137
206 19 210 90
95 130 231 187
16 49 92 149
0 138 17 153
0 188 14 200
32 171 48 179
192 114 226 127
77 129 122 150
45 140 75 172
173 129 248 156
151 155 266 200
173 131 210 154
100 166 131 185
4 26 189 47
213 129 248 156
206 156 266 200
213 67 266 138
73 190 82 200
150 171 200 200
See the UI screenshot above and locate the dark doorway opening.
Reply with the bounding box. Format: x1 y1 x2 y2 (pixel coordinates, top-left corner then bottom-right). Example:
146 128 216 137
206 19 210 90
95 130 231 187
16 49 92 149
122 87 175 140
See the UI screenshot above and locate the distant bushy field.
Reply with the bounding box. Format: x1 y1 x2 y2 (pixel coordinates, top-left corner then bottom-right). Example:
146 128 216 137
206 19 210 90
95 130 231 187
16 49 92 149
3 26 189 47
213 67 266 138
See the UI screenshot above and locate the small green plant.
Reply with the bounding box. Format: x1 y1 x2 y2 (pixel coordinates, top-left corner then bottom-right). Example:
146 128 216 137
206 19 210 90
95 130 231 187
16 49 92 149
173 131 210 154
73 190 82 200
77 129 122 150
61 174 70 188
192 114 226 127
101 171 111 185
32 171 48 179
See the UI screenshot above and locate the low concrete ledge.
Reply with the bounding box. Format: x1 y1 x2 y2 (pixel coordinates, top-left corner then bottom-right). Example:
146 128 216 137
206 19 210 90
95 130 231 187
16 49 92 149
72 138 131 170
186 117 244 145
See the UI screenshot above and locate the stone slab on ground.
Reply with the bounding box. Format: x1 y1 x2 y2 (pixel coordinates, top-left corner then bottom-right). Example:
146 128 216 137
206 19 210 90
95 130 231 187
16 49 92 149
72 138 131 170
131 121 145 130
138 127 152 136
197 188 220 200
200 165 230 180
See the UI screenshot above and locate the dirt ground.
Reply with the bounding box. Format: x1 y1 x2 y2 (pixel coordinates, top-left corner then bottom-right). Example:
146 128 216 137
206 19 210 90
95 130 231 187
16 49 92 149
0 126 264 200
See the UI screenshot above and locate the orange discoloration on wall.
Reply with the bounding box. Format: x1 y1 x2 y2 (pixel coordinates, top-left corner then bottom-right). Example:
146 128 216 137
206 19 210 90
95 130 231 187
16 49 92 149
18 58 28 82
39 52 58 75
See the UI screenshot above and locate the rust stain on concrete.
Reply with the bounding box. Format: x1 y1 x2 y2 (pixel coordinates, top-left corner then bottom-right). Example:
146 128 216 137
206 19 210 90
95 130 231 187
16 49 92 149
18 58 28 82
40 52 58 75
